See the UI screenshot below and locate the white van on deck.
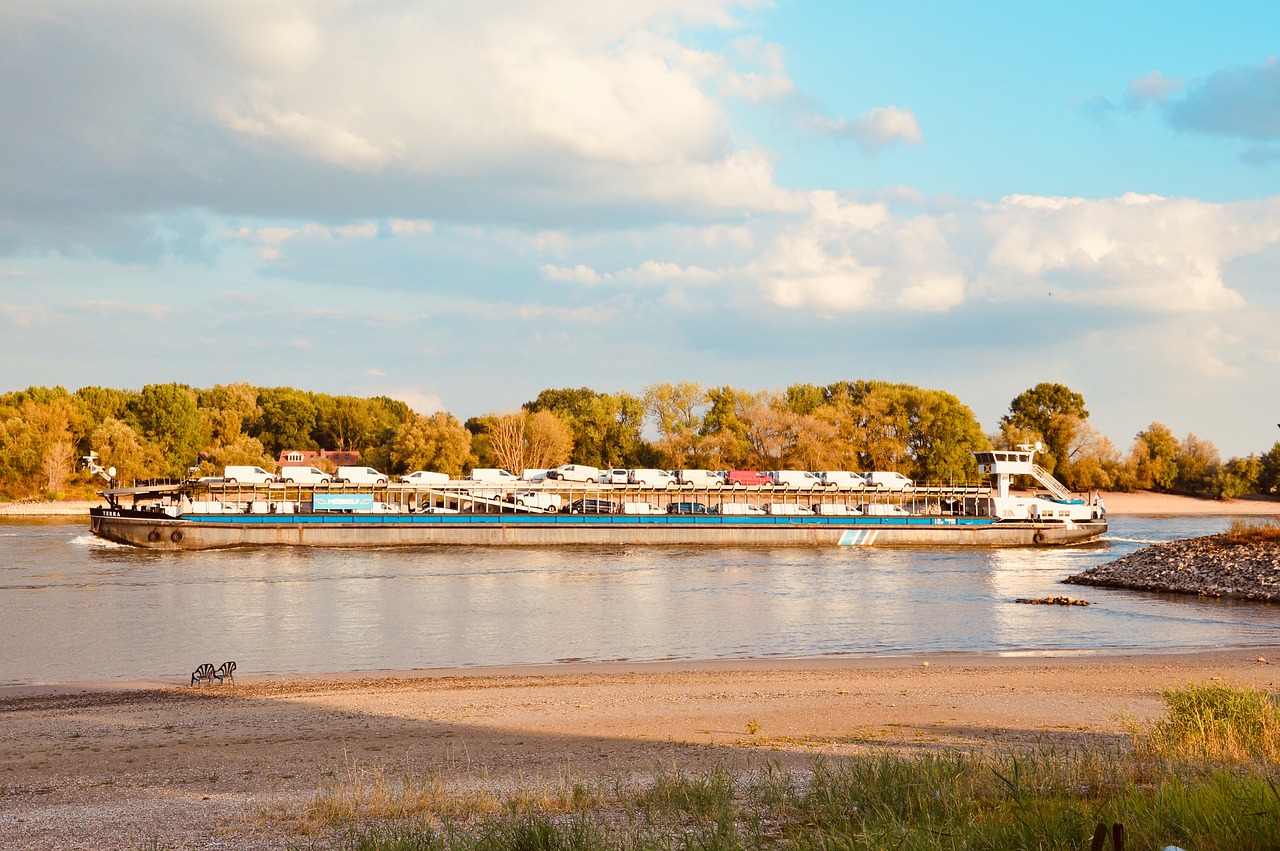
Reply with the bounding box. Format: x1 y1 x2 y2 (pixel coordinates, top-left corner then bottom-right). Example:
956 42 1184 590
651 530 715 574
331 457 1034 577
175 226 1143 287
222 466 276 485
467 468 521 483
621 501 664 514
764 503 814 515
676 469 725 487
335 466 389 485
399 470 450 485
812 503 858 515
863 472 914 491
766 470 823 489
512 491 562 513
628 469 677 487
716 503 767 515
600 469 631 485
544 465 601 483
277 466 332 484
859 503 912 516
817 471 867 490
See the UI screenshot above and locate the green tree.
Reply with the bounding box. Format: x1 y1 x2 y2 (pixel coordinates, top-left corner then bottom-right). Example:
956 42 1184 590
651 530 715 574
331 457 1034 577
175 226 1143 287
127 383 201 475
196 383 260 444
389 412 474 476
1174 433 1220 495
1128 423 1180 492
1209 455 1261 500
254 388 319 458
1259 442 1280 495
525 387 652 467
699 386 755 468
998 382 1089 474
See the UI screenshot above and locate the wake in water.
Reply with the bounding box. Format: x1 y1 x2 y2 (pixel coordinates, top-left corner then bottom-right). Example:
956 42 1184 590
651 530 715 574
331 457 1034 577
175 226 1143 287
69 533 129 549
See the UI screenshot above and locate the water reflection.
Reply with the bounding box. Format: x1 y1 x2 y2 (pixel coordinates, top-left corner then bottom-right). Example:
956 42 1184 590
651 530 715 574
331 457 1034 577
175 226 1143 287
0 516 1276 684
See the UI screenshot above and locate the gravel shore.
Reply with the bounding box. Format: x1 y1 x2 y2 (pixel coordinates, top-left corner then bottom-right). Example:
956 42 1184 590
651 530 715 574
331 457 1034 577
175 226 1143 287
1066 533 1280 601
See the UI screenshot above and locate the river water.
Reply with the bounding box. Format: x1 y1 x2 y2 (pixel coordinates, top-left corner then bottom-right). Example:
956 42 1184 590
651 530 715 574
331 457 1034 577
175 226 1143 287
1 516 1276 685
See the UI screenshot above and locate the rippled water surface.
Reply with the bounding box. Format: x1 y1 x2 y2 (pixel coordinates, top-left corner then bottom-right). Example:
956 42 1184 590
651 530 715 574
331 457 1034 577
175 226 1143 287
1 516 1276 684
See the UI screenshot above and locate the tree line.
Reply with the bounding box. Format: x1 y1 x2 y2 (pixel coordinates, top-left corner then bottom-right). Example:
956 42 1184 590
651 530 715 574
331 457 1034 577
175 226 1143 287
0 381 1276 501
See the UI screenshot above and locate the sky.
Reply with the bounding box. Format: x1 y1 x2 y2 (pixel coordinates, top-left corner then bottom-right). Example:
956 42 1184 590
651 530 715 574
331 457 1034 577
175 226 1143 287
2 0 1279 457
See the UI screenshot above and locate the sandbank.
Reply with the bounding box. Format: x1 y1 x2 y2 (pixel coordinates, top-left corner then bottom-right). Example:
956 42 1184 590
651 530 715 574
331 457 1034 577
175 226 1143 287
2 651 1277 849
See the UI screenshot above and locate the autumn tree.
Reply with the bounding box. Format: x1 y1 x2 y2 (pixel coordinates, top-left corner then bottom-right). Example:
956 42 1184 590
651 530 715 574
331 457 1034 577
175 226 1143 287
88 418 166 485
643 382 705 467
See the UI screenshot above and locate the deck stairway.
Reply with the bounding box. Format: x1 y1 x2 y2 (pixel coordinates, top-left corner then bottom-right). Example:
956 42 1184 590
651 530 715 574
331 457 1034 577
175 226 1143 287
1029 465 1072 500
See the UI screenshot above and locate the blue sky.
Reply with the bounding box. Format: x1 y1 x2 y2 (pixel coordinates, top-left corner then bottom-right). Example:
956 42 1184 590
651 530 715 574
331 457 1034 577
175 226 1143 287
2 1 1279 457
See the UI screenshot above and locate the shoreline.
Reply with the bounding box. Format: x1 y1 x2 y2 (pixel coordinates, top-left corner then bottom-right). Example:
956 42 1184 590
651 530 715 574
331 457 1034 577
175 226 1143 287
4 646 1277 699
2 491 1279 518
2 651 1277 849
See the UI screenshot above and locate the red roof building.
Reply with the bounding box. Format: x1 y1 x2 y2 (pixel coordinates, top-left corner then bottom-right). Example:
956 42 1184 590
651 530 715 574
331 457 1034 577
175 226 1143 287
278 449 362 467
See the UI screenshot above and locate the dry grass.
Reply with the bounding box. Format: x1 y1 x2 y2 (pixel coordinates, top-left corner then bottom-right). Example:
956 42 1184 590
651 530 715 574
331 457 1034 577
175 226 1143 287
1224 518 1280 545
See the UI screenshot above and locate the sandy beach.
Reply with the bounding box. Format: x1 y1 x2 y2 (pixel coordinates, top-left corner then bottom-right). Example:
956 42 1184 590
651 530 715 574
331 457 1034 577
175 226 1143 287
2 653 1278 849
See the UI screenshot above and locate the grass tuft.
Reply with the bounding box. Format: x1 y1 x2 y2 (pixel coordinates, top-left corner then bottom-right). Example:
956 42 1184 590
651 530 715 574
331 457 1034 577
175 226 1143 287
1133 682 1280 765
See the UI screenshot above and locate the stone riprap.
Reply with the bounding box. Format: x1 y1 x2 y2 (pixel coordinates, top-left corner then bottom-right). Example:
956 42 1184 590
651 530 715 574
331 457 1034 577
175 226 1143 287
1065 535 1280 602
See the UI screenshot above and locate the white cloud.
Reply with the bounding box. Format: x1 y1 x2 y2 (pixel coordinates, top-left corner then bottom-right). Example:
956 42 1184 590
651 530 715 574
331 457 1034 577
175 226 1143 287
390 219 435 236
541 263 606 284
754 191 961 313
231 221 380 260
1124 70 1185 108
0 0 800 258
979 193 1280 312
803 106 925 154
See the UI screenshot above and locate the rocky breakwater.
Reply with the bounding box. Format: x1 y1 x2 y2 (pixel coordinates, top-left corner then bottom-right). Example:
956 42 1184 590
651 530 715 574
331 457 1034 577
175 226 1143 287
1065 530 1280 602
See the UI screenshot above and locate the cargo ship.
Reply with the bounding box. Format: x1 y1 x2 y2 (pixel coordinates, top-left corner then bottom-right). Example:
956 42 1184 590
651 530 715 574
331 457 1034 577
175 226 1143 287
89 447 1107 549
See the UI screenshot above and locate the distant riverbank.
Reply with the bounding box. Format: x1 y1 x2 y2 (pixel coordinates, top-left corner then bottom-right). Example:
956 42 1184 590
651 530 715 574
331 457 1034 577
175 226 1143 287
2 491 1278 518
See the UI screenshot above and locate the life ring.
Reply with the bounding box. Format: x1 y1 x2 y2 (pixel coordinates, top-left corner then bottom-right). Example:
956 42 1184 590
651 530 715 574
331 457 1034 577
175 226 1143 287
1033 531 1047 545
170 530 184 544
147 530 162 543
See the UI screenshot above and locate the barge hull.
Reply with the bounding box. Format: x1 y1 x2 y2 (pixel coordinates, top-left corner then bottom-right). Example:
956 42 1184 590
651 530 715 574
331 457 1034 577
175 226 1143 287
91 510 1105 550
